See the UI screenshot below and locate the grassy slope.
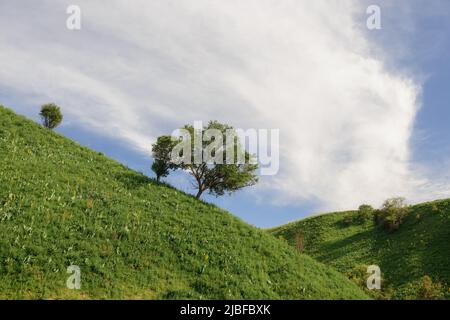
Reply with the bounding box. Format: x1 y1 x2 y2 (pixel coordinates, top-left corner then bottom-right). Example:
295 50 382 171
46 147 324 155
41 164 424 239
0 106 367 299
269 201 450 299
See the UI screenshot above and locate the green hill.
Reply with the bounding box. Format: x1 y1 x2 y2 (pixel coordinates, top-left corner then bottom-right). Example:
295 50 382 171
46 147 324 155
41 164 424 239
0 105 367 299
269 201 450 299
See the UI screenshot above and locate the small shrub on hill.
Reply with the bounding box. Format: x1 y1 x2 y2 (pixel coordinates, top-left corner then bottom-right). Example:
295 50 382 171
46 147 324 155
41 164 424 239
375 197 408 232
357 204 374 223
39 103 63 129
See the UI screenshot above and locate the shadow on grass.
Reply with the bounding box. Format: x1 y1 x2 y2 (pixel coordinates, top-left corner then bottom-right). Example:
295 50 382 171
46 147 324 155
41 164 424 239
314 228 379 266
114 171 176 190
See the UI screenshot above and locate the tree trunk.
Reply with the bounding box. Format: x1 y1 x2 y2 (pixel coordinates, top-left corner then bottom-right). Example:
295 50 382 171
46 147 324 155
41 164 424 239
195 189 203 199
156 175 160 182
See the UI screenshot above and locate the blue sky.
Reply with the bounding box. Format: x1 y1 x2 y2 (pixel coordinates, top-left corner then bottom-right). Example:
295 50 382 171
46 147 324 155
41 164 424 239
1 1 449 227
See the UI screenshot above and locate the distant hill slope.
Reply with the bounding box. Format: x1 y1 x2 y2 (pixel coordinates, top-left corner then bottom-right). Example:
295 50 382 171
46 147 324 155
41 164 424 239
269 201 450 299
0 106 367 299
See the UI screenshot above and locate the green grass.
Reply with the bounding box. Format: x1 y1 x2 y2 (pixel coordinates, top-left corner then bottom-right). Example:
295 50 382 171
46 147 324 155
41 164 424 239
269 201 450 299
0 105 368 299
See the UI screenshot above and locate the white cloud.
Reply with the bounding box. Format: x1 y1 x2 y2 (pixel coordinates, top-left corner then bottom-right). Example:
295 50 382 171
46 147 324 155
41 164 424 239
0 0 448 210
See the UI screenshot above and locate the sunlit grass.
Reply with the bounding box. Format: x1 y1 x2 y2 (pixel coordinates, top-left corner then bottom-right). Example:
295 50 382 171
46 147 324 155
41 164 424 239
269 200 450 299
0 105 367 300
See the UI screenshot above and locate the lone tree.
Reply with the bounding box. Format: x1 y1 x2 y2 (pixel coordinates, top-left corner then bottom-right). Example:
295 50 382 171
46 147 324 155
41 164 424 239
156 120 258 199
40 103 63 129
151 135 178 182
376 197 408 231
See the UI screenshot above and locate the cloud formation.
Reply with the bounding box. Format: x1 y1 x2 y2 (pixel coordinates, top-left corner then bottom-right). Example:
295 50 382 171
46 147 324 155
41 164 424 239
0 0 447 210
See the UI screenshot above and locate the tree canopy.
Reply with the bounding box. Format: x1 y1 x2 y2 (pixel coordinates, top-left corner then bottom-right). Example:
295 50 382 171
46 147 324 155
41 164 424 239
39 103 63 129
152 121 259 199
151 135 178 182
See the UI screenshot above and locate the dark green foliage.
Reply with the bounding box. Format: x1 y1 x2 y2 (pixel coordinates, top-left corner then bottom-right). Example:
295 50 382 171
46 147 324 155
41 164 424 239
269 200 450 300
357 204 374 223
151 135 178 182
0 106 367 299
151 160 169 182
39 103 63 129
376 197 408 231
167 121 258 199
